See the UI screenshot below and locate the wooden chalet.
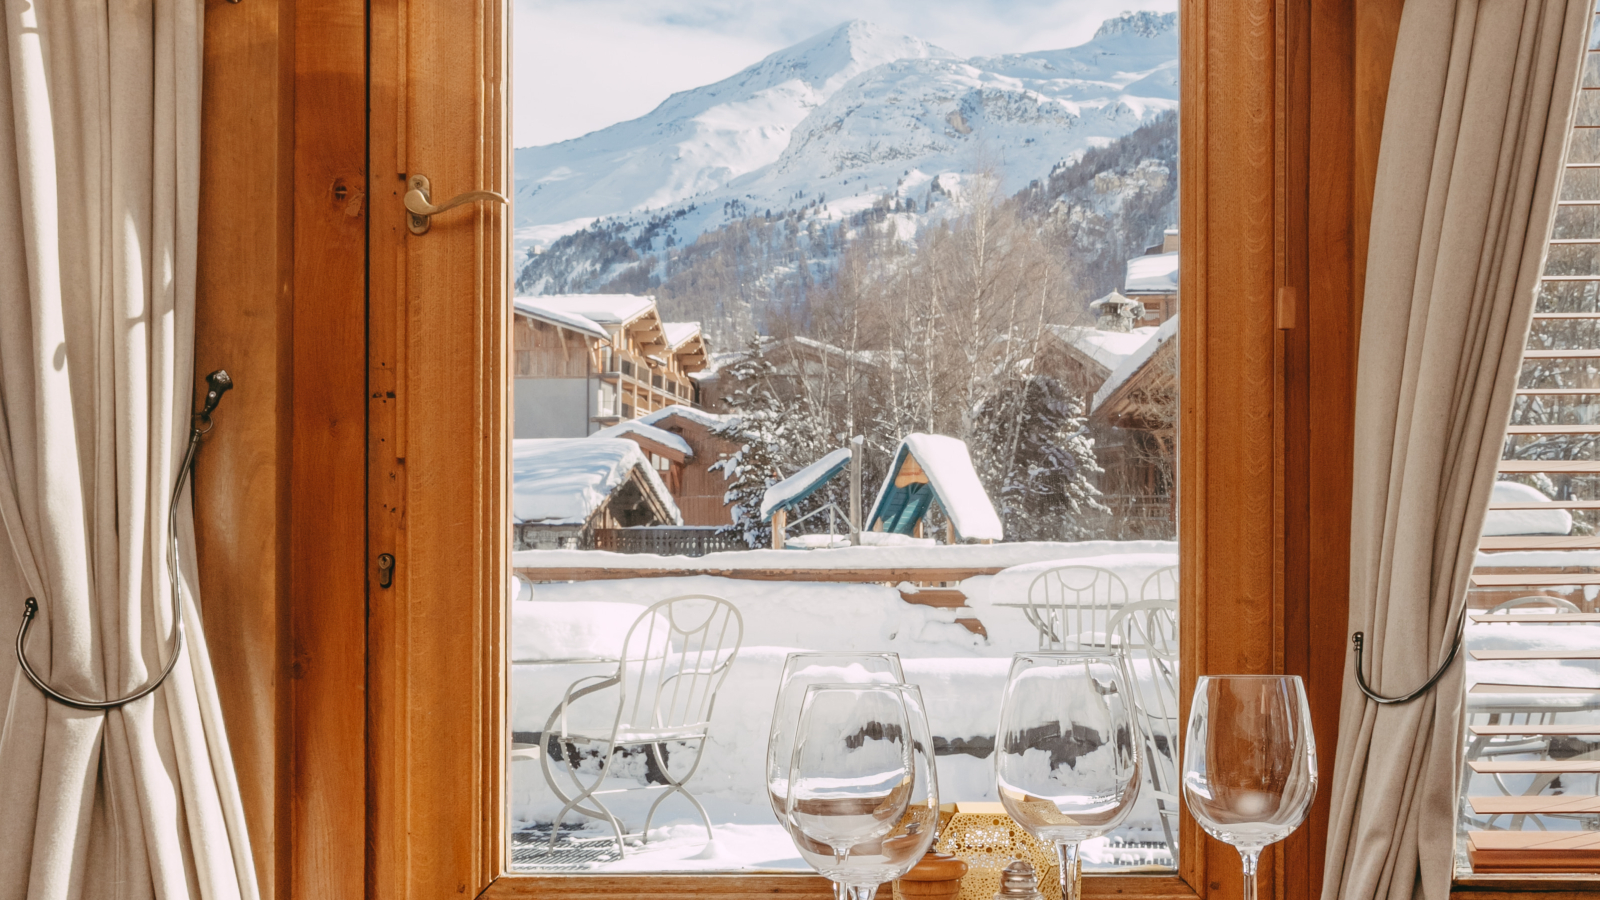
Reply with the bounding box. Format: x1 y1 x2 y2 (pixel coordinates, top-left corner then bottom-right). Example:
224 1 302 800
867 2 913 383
589 405 742 527
1089 316 1178 537
510 438 682 550
1039 322 1161 399
1122 229 1179 325
512 294 710 439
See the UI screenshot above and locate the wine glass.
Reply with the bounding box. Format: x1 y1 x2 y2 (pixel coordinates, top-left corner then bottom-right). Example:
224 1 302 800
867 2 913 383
994 652 1142 900
767 652 905 822
1181 675 1317 900
785 683 932 900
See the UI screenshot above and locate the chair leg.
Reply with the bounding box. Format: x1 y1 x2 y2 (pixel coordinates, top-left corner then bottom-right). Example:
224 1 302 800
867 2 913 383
641 739 715 844
547 737 630 857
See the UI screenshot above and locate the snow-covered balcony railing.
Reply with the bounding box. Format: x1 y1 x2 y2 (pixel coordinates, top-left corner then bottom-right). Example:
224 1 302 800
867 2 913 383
508 538 1181 871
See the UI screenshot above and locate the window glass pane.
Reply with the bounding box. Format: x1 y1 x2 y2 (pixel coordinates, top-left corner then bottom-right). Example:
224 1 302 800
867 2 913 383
1458 40 1600 877
508 0 1181 878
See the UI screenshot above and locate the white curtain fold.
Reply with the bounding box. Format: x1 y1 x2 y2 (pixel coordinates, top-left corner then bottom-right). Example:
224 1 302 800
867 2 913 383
1323 0 1590 898
0 3 257 899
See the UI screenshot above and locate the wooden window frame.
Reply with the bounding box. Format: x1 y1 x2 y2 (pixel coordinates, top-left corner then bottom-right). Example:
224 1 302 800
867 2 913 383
187 0 1600 897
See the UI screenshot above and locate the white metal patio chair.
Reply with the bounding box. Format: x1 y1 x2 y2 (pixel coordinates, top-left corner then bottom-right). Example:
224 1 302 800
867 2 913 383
537 594 744 855
1460 594 1596 833
1141 565 1178 603
1023 565 1130 650
1110 598 1180 856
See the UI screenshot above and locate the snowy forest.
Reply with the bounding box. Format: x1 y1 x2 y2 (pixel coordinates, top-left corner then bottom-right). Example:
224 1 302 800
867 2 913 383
699 114 1180 547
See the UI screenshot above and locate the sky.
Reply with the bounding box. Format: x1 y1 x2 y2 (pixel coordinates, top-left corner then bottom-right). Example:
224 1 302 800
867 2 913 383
512 0 1178 149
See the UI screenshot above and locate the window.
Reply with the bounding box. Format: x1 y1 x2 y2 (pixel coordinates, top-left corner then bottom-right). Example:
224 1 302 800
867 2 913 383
1458 26 1600 872
265 0 1373 896
505 0 1181 880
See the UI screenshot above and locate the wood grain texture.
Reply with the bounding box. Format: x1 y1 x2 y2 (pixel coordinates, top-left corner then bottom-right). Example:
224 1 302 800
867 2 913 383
194 0 295 896
367 0 508 897
291 0 368 897
1181 0 1280 895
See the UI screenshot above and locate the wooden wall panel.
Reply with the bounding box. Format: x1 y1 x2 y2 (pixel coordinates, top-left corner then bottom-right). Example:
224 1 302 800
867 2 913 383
194 1 295 896
291 1 369 898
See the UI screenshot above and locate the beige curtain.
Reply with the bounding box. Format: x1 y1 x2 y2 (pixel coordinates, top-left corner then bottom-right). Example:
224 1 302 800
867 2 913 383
0 3 257 899
1323 0 1589 897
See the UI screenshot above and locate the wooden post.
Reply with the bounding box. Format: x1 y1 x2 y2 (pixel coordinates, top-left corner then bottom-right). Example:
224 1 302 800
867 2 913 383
912 518 923 540
772 508 787 550
945 519 955 545
849 435 864 545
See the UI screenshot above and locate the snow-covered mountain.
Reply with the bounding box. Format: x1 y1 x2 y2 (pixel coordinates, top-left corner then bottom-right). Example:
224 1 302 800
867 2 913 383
514 20 954 248
514 12 1177 259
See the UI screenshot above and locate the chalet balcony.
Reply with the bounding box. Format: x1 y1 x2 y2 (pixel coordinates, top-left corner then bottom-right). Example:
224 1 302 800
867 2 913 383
599 359 702 414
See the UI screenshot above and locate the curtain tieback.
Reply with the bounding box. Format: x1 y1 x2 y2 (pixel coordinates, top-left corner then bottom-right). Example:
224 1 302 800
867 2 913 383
1351 611 1467 705
13 371 234 711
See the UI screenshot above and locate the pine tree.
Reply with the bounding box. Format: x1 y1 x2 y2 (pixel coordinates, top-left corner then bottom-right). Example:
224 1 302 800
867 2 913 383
971 367 1108 541
710 338 791 548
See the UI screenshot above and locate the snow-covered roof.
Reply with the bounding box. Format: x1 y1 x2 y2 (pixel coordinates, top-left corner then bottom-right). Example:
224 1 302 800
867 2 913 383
869 434 1003 542
523 294 654 326
637 404 736 432
1093 314 1179 412
512 438 681 526
761 447 854 521
1125 251 1178 295
589 419 694 458
1049 324 1159 374
513 297 610 341
663 322 702 350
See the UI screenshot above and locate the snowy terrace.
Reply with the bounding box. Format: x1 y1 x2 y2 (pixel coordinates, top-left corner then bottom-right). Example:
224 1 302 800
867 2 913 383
509 539 1179 873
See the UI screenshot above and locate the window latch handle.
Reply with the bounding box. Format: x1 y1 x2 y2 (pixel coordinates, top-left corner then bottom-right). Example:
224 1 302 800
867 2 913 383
403 174 507 235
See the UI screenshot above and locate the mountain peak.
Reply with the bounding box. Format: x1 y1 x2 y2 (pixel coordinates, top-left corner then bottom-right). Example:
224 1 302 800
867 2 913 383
775 19 955 88
1093 11 1178 40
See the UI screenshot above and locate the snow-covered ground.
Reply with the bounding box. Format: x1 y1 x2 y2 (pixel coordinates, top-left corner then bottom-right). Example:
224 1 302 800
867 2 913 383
510 541 1178 872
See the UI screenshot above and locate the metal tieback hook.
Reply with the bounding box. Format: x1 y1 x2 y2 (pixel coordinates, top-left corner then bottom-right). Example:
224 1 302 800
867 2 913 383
15 370 234 711
1351 607 1467 705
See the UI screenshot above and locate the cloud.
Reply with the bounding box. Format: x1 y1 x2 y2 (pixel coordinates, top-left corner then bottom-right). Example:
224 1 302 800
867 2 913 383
513 0 1178 147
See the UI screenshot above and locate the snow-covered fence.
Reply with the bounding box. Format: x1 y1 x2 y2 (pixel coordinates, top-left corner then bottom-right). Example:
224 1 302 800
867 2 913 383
591 526 746 557
513 540 1175 585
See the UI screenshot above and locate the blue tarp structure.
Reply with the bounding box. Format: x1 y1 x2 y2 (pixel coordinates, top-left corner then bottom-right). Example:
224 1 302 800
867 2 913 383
760 447 854 522
867 434 1004 542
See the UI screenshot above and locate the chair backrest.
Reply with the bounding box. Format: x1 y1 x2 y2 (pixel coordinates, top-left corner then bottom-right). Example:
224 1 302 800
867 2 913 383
1109 598 1179 845
616 594 744 733
1024 565 1130 650
1141 566 1179 603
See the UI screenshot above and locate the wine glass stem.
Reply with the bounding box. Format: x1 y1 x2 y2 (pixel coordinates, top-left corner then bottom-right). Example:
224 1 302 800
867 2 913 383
1239 848 1261 900
846 885 879 900
1056 841 1082 900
